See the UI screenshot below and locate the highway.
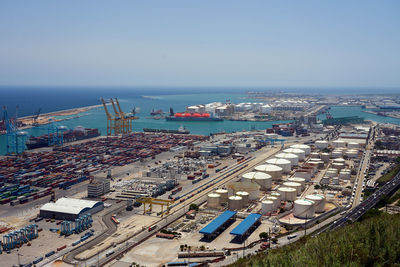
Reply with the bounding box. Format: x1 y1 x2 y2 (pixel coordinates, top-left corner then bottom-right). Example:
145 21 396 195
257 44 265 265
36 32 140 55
330 171 400 231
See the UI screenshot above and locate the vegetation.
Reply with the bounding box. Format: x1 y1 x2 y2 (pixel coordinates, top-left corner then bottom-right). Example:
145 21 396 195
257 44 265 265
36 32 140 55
229 213 400 267
189 203 199 211
377 163 400 184
259 232 268 239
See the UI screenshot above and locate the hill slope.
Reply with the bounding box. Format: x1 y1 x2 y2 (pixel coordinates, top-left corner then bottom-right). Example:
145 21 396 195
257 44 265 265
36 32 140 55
229 213 400 267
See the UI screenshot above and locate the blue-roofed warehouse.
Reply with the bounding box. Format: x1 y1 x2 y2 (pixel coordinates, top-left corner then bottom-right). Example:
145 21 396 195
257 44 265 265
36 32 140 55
230 213 261 239
199 210 237 238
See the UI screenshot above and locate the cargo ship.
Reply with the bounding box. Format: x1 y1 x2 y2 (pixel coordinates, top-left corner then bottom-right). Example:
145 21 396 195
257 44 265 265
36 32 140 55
166 112 223 122
25 127 100 150
143 126 190 134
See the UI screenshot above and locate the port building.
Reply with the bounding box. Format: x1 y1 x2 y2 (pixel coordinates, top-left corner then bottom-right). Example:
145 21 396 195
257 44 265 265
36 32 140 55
40 197 104 220
199 210 237 239
87 179 110 198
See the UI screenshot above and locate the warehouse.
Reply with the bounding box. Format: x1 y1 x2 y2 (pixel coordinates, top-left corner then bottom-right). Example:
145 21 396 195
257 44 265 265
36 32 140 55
40 197 104 220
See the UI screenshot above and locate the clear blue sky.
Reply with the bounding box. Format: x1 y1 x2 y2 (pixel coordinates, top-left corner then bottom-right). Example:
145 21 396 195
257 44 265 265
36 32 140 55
0 0 399 88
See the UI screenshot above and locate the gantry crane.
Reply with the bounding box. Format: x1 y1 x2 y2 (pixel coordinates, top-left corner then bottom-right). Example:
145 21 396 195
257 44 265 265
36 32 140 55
136 197 174 217
2 106 28 155
101 98 121 136
101 98 138 136
114 98 138 133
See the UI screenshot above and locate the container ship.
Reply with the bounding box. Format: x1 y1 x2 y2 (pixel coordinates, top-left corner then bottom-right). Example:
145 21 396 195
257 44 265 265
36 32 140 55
143 125 190 134
25 127 100 150
166 112 223 122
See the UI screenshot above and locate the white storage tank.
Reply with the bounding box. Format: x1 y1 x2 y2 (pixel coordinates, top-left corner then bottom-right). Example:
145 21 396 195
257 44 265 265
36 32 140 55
339 169 351 180
254 164 283 180
228 195 243 210
290 144 311 155
332 140 346 148
315 140 328 149
283 182 302 195
242 171 272 190
266 196 278 209
276 153 299 166
215 189 228 203
333 158 346 163
305 194 325 213
320 153 330 163
283 148 306 161
271 192 281 202
265 158 291 173
227 181 260 201
287 177 306 188
207 193 221 209
332 177 339 185
332 162 344 170
277 187 297 201
346 150 358 158
310 152 320 159
348 142 359 149
236 191 249 206
326 168 338 177
294 199 315 219
261 200 274 215
331 150 343 158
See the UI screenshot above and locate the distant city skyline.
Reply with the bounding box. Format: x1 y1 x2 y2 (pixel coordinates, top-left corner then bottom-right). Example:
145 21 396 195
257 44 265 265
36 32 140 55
0 0 399 88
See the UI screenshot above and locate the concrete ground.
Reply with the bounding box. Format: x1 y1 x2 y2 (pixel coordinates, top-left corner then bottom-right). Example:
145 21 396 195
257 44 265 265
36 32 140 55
113 214 273 267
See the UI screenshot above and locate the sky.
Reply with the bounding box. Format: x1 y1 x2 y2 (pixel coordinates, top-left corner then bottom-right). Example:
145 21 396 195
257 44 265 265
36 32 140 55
0 0 399 88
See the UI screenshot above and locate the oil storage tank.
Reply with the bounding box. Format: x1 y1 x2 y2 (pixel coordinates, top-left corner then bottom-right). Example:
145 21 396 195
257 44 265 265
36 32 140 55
227 181 260 201
315 140 328 149
242 172 272 190
290 144 311 155
255 164 283 180
228 195 243 210
283 182 302 195
277 187 297 201
332 140 346 148
271 191 281 202
207 193 221 209
215 189 228 203
265 158 291 173
294 199 315 219
266 196 278 209
305 194 325 213
348 142 359 149
261 200 274 215
283 148 306 161
275 153 299 166
236 191 249 205
287 177 306 188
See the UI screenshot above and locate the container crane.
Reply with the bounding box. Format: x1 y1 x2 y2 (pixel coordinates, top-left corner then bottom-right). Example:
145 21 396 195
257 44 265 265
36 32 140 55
115 98 138 133
2 106 28 155
101 98 121 136
47 119 68 146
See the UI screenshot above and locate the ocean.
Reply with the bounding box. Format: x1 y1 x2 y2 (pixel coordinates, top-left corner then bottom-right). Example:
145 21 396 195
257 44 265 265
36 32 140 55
1 86 400 155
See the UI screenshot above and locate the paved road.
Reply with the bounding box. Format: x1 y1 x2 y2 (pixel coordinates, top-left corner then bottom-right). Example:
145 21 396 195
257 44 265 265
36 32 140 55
62 203 126 265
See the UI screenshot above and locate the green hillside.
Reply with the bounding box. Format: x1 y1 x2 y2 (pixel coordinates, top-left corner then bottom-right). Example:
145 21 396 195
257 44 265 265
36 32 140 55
229 213 400 267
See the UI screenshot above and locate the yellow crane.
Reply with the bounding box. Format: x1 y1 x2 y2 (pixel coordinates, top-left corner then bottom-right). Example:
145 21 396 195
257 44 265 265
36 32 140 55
115 98 138 133
136 197 174 217
101 98 120 136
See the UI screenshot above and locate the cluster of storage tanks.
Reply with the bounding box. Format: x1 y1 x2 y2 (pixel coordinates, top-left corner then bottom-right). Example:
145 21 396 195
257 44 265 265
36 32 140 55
315 140 360 159
206 142 329 219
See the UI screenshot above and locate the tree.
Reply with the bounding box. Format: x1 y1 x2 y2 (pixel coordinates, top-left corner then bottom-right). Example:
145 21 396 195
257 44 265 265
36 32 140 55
189 203 199 211
180 244 185 251
259 232 268 239
314 184 321 190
